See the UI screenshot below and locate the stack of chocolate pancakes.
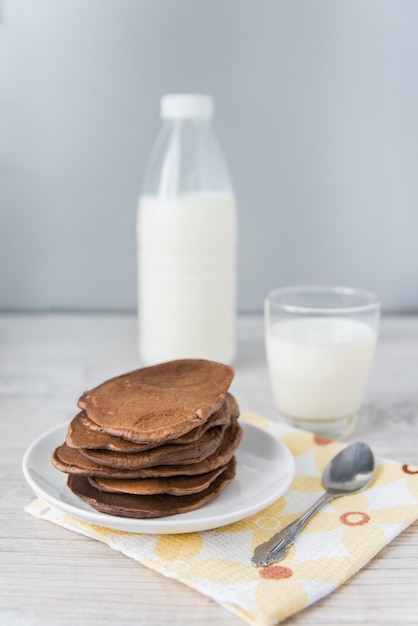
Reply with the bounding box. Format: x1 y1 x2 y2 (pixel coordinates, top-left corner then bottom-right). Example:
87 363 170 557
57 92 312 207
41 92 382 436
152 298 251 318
52 359 242 519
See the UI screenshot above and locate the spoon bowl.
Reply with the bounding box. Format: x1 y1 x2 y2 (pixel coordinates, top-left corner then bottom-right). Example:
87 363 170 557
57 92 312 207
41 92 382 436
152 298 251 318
322 442 375 494
252 441 375 567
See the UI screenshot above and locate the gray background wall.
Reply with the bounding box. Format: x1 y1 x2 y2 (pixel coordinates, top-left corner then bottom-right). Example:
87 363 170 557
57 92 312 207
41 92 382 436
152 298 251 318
1 0 417 314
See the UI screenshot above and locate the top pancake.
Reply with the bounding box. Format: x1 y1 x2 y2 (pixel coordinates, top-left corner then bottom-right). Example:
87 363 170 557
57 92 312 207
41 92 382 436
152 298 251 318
77 359 234 444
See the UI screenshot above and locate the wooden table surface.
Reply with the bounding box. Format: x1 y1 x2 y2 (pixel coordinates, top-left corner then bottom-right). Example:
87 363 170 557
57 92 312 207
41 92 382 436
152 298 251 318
1 313 417 626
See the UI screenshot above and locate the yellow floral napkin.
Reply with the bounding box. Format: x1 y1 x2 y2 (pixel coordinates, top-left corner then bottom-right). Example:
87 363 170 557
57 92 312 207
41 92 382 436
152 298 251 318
25 413 418 626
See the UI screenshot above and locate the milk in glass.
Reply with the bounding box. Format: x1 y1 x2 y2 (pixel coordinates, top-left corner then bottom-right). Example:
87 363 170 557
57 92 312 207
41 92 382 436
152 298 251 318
266 317 377 422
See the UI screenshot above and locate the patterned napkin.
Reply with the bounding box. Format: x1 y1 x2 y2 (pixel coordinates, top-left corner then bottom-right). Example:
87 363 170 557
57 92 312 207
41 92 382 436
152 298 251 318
25 413 418 626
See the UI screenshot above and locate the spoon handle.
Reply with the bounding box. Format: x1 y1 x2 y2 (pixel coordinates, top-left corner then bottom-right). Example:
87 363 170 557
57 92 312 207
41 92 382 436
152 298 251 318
252 491 335 567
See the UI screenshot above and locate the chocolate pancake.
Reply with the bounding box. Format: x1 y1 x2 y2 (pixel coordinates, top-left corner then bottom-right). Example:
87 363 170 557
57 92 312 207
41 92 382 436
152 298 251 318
67 393 239 453
88 462 229 496
67 458 236 518
79 423 226 469
77 359 234 444
52 420 242 479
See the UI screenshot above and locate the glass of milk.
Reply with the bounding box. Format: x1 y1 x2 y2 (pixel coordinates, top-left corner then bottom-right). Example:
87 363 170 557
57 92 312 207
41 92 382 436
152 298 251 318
265 285 380 439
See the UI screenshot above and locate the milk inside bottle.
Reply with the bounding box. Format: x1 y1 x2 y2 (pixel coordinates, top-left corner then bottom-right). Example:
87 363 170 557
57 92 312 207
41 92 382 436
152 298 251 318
137 95 237 365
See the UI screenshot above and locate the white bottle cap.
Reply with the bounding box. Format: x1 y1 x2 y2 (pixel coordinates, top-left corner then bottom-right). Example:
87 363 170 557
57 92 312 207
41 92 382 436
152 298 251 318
161 94 214 119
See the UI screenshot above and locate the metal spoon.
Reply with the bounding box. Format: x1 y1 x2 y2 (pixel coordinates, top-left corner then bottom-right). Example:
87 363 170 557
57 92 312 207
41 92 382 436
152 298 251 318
252 441 375 567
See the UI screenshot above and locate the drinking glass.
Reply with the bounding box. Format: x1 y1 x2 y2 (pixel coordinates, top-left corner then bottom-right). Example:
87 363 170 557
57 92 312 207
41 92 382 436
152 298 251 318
265 285 380 439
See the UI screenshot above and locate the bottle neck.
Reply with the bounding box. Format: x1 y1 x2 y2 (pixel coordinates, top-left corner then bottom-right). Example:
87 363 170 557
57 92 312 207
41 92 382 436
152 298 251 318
163 117 212 129
141 116 233 198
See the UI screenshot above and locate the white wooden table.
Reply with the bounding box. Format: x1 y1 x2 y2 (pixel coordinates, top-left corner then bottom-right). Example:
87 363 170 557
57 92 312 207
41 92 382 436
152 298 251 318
1 314 417 625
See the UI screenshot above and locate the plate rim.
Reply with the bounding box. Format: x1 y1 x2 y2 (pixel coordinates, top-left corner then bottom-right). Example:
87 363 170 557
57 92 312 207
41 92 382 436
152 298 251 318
23 419 295 534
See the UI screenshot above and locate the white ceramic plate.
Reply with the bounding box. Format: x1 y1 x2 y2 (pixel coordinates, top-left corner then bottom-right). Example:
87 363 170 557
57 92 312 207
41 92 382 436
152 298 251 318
22 420 294 534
